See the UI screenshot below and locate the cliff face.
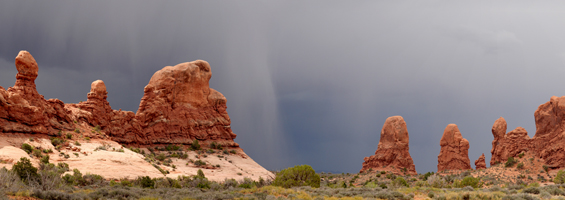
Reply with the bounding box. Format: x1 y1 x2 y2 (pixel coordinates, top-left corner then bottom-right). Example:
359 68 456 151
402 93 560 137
360 116 417 175
1 51 238 148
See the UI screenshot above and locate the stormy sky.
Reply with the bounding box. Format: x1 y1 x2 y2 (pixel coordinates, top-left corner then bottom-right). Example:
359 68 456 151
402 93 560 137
2 1 565 174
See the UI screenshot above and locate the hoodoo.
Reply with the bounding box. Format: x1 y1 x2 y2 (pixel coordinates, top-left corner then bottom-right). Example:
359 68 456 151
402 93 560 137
360 116 417 175
475 153 486 170
490 117 532 166
437 124 471 172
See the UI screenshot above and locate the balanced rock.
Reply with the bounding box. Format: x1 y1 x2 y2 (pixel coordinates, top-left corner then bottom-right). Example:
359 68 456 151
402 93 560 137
360 116 416 175
475 153 486 170
437 124 471 172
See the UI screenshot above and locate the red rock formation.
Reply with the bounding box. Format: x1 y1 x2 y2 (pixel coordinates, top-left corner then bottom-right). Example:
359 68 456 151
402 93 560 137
532 96 565 168
1 51 238 148
437 124 471 172
475 153 486 170
360 116 416 175
490 97 565 169
131 60 237 146
489 117 532 165
0 51 73 135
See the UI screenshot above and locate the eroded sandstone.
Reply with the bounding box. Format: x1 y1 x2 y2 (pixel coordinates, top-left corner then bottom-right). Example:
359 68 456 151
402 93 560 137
475 153 486 170
360 116 417 175
1 51 239 149
437 124 471 172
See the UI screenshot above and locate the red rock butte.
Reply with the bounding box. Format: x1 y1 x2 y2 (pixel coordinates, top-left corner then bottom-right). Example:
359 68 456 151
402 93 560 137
0 50 238 148
437 124 471 172
360 116 417 175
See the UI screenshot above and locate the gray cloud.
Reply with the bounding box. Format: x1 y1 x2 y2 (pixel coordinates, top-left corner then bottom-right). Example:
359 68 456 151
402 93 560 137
2 1 565 173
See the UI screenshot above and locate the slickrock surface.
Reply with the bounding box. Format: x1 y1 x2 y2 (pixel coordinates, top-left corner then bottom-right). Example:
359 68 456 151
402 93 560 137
437 124 471 172
475 153 486 170
360 116 416 175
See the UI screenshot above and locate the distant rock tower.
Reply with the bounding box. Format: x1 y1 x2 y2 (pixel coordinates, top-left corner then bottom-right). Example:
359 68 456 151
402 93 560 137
437 124 471 172
360 116 417 175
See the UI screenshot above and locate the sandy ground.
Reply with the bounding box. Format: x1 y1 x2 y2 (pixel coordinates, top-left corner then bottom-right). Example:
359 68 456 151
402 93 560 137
0 134 273 182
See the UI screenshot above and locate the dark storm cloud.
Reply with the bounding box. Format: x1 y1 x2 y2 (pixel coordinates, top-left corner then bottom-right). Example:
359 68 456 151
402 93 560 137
2 1 565 173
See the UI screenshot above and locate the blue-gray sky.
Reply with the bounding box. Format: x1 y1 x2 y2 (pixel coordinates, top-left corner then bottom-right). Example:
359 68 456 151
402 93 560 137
2 1 565 174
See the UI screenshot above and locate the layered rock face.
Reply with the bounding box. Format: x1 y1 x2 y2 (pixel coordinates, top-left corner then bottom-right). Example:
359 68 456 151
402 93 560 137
437 124 471 172
0 51 73 135
360 116 416 175
489 117 532 166
475 153 486 170
1 51 238 148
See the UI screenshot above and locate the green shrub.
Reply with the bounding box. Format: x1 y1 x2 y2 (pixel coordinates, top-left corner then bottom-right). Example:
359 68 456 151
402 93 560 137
197 169 205 178
63 169 84 186
57 163 70 172
165 144 180 151
517 162 524 169
554 170 565 184
191 140 201 150
66 133 73 139
272 165 320 188
74 128 81 133
11 157 39 184
459 176 481 188
421 171 434 181
51 137 64 146
21 143 33 154
524 186 540 194
392 177 409 187
32 149 42 158
138 176 155 188
194 160 206 166
505 157 517 168
40 155 49 164
156 153 166 161
518 152 525 158
238 178 255 188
